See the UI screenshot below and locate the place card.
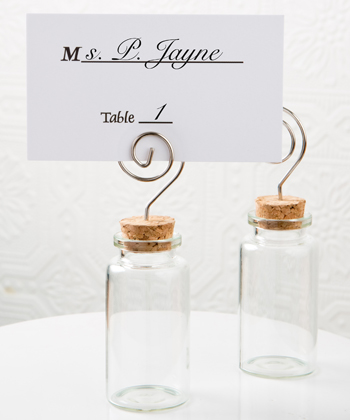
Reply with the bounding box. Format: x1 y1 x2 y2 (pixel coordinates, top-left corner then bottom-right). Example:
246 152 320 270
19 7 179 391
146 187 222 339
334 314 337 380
27 14 283 162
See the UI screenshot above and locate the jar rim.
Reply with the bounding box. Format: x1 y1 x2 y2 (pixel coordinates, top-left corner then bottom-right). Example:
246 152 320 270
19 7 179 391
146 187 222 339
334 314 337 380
113 232 182 251
248 211 312 230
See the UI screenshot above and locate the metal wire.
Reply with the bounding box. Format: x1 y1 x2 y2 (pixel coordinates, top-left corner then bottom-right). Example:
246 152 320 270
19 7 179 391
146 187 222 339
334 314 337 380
118 132 185 220
272 107 307 200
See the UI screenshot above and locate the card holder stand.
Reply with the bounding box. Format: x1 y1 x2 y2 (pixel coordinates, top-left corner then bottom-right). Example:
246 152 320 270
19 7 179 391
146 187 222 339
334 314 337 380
273 107 307 199
118 131 185 220
117 107 306 217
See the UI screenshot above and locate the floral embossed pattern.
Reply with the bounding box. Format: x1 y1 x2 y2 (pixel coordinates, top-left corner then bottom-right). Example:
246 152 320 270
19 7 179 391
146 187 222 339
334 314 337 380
285 0 350 88
0 149 34 241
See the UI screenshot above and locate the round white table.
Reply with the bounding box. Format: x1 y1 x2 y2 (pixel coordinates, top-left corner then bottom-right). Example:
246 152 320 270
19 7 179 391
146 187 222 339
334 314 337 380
0 312 349 420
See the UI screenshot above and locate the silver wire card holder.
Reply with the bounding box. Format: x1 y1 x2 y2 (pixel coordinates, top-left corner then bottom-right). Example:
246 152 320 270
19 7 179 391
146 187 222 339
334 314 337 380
117 107 306 216
118 132 185 220
275 107 307 199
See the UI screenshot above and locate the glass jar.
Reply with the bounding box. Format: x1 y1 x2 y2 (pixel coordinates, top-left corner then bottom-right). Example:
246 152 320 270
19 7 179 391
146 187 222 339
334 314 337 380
106 232 190 411
239 212 318 378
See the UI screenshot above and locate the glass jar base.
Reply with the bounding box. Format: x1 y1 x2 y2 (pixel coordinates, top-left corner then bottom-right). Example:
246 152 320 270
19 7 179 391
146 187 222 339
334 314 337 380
109 385 188 411
240 355 314 378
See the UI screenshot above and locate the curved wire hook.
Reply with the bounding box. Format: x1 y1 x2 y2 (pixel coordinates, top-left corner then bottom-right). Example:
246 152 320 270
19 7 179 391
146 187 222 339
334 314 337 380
272 107 307 200
118 132 174 182
145 162 185 221
118 132 185 220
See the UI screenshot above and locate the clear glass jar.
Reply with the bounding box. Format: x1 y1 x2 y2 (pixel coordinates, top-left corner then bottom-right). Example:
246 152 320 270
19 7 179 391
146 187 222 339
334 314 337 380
239 212 318 378
106 232 190 411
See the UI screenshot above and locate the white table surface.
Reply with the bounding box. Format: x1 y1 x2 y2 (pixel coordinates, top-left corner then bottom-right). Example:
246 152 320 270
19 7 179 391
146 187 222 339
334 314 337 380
0 311 349 420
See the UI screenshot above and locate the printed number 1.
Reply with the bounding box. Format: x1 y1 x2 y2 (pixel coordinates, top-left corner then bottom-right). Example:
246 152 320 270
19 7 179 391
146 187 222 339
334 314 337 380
155 104 167 120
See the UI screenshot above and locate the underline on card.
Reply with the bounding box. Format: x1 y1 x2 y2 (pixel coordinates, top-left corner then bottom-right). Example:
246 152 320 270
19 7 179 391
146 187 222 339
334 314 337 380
81 61 244 64
139 121 173 124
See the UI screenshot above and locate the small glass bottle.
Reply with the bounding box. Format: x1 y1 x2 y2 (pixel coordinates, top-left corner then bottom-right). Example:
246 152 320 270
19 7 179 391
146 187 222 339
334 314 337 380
239 211 318 378
106 232 190 411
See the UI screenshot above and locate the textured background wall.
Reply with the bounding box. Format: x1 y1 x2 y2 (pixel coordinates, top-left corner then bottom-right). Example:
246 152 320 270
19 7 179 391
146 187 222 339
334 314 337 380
1 0 350 338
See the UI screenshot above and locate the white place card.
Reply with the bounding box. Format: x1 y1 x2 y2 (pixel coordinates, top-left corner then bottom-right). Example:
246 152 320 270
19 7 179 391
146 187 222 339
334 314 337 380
27 14 283 162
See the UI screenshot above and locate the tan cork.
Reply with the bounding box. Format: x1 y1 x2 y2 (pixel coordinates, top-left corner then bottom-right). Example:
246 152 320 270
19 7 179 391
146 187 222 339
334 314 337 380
120 215 175 251
255 195 306 230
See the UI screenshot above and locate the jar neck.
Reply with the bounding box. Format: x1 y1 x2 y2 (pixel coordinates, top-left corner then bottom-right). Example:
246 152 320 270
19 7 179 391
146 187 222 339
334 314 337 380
120 249 177 268
252 227 309 244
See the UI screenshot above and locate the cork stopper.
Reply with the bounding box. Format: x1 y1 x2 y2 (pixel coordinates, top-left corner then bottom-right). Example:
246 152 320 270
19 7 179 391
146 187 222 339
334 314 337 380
119 215 175 252
255 195 306 230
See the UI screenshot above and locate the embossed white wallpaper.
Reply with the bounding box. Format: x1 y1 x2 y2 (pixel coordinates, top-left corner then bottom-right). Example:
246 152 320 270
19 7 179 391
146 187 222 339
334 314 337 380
1 0 350 338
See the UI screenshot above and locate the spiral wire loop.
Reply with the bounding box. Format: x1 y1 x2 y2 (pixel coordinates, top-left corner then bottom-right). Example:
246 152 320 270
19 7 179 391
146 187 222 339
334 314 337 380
272 107 307 200
118 132 185 220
